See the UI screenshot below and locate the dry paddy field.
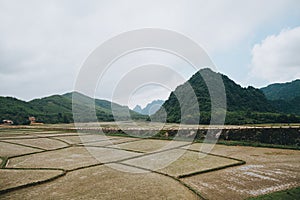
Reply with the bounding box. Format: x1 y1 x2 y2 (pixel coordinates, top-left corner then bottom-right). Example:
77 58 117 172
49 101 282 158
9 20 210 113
0 127 299 200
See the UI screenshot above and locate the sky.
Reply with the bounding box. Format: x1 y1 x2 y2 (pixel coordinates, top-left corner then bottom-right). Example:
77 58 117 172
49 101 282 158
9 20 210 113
1 0 300 108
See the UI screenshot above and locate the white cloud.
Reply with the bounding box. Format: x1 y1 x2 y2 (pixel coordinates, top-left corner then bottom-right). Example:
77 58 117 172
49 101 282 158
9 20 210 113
0 0 299 102
250 26 300 84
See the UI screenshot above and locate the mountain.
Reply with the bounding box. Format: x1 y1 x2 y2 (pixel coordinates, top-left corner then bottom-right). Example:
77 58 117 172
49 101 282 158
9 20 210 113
261 80 300 100
261 80 300 115
0 97 40 125
1 71 299 125
0 92 147 125
153 68 299 124
268 97 300 116
133 105 143 114
133 100 164 115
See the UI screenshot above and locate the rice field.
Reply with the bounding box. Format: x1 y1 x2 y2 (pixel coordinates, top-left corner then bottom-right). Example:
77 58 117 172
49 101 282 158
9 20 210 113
0 126 299 199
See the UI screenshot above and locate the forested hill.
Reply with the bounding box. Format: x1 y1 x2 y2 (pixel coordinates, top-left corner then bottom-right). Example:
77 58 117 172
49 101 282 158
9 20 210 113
261 79 300 100
261 79 300 116
153 68 299 124
1 71 299 125
0 92 146 125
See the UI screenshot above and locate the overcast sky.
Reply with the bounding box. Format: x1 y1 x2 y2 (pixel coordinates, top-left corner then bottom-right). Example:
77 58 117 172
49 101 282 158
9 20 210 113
1 0 300 108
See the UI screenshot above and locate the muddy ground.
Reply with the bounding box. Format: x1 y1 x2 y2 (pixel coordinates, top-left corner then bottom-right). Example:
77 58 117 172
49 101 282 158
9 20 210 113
0 127 299 199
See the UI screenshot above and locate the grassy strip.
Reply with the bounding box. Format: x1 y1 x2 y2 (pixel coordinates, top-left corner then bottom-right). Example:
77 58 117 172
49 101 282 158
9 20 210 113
104 133 139 138
215 140 300 150
245 123 300 127
0 168 66 195
177 161 245 179
247 186 300 200
101 132 300 150
0 157 8 168
4 127 300 150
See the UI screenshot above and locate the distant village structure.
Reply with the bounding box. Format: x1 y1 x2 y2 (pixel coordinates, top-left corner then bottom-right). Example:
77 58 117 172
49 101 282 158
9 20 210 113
2 119 14 125
29 116 43 125
28 116 36 124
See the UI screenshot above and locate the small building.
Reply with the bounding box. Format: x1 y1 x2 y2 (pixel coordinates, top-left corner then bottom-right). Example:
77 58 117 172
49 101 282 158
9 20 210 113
2 119 14 125
28 116 36 124
29 116 43 125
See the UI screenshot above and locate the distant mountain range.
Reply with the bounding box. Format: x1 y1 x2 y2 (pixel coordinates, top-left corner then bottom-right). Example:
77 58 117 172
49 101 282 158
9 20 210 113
261 79 300 116
261 80 300 100
0 92 147 125
1 69 299 125
153 68 300 124
133 100 164 115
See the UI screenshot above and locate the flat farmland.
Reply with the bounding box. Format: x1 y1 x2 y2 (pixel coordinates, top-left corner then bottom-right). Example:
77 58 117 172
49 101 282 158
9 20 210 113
0 126 299 199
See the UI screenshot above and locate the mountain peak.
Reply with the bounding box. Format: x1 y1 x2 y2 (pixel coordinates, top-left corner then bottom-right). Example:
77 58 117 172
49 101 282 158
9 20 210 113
133 105 142 113
133 100 164 115
153 69 275 124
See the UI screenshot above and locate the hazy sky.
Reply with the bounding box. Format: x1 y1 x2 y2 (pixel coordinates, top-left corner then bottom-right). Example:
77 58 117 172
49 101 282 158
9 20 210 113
1 0 300 108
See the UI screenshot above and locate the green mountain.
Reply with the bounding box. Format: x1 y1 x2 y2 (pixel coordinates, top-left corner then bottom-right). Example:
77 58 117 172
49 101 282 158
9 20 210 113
1 71 299 125
261 80 300 100
153 68 299 124
0 92 146 125
0 97 39 125
261 80 300 115
268 97 300 116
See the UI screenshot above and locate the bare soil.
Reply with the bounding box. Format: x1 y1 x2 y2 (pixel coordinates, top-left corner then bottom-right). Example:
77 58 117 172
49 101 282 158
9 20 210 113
182 143 300 199
1 165 199 200
0 127 299 199
0 169 63 191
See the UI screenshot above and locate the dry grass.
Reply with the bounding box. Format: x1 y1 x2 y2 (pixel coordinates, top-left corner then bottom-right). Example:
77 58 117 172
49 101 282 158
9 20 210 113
0 141 42 157
0 165 199 200
2 138 68 150
181 144 300 200
7 147 99 170
123 149 239 177
1 126 299 199
0 169 63 191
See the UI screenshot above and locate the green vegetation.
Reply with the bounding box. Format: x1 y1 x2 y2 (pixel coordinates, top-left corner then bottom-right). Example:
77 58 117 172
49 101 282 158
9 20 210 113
261 79 300 100
216 140 300 150
1 69 300 125
100 131 300 150
153 68 300 124
224 112 299 125
268 97 300 116
0 97 38 125
0 92 147 125
101 125 300 148
248 186 300 200
261 79 300 116
0 157 8 168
